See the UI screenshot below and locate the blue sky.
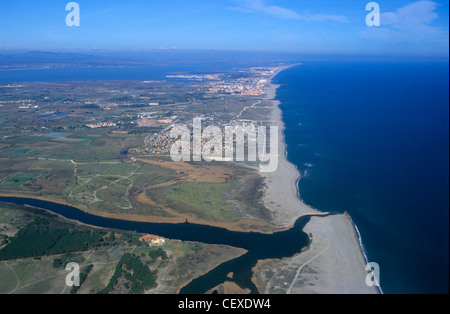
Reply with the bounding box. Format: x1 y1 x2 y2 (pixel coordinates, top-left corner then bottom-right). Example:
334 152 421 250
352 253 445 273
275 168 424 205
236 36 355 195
0 0 448 57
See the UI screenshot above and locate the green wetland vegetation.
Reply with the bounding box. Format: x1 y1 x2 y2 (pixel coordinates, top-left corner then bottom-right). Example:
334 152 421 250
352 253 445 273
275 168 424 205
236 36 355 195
0 217 116 260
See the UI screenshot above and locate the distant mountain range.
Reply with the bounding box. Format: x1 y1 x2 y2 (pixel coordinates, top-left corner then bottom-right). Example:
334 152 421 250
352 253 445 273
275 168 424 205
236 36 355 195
0 50 304 70
0 51 143 70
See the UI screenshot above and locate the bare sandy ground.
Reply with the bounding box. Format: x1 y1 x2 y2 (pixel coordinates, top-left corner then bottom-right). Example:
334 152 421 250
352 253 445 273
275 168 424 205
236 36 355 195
257 67 380 294
137 157 238 183
252 214 380 294
206 281 251 294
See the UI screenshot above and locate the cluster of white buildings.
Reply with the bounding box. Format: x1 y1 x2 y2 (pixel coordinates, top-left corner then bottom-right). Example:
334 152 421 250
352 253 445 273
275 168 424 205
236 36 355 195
86 122 117 128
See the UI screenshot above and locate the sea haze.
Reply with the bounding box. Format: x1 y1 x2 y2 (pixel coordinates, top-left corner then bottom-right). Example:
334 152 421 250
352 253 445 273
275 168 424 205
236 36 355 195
274 61 449 294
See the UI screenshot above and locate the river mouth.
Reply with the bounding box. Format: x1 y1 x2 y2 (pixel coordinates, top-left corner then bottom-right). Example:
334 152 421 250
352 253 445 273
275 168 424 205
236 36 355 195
0 196 312 294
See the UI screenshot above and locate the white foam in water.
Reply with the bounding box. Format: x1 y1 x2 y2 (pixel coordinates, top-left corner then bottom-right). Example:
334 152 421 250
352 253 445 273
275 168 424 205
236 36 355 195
347 213 384 294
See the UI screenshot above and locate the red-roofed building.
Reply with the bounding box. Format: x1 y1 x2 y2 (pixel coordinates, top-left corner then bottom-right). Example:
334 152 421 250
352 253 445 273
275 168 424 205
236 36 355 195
139 234 165 246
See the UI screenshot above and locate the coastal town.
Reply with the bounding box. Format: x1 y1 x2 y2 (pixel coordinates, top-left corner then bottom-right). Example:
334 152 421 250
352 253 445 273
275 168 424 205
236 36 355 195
0 66 282 144
168 67 275 96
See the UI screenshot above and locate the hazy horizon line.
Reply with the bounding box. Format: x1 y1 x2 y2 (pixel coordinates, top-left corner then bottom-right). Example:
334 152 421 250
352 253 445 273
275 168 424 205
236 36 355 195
0 48 448 60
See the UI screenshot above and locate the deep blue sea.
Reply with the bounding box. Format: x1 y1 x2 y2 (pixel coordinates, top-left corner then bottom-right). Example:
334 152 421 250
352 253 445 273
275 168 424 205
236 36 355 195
274 61 449 294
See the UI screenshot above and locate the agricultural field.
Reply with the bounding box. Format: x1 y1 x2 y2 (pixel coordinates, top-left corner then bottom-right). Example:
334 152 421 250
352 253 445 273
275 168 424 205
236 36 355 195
0 172 44 188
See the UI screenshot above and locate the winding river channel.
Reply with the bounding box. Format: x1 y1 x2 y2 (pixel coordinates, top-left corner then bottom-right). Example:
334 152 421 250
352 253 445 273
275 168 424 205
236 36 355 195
0 196 314 294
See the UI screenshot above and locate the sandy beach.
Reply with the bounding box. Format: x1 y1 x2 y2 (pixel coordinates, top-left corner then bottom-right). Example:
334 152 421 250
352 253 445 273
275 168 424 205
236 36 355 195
260 73 322 229
252 214 380 294
255 66 380 294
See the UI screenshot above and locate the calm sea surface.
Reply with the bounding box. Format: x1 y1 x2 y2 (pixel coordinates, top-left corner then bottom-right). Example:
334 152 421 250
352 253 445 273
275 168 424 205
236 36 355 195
274 61 449 294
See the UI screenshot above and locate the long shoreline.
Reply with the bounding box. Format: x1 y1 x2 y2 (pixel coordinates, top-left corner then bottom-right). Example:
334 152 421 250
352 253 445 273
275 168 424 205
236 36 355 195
345 211 384 294
259 64 381 294
260 64 322 230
